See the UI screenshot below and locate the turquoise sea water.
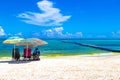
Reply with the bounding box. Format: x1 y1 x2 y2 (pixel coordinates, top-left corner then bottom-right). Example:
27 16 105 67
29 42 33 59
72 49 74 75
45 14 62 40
0 39 120 57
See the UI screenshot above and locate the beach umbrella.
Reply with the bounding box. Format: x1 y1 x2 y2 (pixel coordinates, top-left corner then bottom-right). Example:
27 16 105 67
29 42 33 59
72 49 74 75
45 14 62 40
16 38 48 47
3 36 24 48
16 38 47 59
3 36 24 59
29 38 48 46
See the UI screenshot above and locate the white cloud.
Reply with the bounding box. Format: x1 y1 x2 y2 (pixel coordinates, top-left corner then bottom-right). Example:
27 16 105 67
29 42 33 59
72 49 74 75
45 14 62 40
43 27 64 37
75 32 83 37
64 32 83 38
64 32 73 38
14 32 22 36
54 27 63 36
112 31 120 38
43 29 54 37
43 27 83 38
6 32 23 37
0 26 6 36
18 0 71 26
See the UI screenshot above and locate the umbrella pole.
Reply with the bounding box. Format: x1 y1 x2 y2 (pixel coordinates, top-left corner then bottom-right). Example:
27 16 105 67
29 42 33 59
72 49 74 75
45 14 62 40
26 43 28 61
14 44 15 61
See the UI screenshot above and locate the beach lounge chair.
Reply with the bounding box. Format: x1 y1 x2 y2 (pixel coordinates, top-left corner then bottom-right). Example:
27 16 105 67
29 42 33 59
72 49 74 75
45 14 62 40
23 48 32 60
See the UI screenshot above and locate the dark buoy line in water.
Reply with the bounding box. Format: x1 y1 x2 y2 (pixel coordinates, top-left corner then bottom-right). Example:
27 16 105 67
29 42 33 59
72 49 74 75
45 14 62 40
62 40 120 52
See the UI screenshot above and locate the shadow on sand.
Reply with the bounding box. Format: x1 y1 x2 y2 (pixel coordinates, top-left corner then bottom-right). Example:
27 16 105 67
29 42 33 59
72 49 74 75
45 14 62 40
0 60 40 64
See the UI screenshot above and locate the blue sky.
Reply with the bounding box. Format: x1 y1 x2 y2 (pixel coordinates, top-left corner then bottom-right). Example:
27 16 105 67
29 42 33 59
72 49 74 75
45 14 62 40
0 0 120 38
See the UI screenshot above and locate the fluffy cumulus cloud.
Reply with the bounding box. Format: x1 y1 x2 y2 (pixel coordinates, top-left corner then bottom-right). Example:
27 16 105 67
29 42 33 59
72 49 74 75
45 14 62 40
0 26 6 36
43 27 64 37
42 27 83 38
18 0 71 26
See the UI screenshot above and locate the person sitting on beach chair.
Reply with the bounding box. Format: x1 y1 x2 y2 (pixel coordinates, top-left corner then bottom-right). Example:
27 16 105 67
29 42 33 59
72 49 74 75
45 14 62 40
12 48 20 61
33 48 40 60
23 48 32 60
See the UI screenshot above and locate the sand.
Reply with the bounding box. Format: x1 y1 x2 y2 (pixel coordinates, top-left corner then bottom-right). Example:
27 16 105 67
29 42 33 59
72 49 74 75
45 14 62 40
0 54 120 80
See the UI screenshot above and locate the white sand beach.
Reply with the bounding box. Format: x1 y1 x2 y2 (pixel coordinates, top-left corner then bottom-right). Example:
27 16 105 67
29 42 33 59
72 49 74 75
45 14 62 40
0 54 120 80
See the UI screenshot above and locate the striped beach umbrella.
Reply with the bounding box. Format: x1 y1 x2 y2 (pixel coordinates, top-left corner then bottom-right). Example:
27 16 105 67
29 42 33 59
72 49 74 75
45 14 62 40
3 36 24 60
3 36 24 44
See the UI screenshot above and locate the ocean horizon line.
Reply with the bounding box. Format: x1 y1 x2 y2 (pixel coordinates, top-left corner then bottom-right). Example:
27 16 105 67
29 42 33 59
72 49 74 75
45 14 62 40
1 37 120 40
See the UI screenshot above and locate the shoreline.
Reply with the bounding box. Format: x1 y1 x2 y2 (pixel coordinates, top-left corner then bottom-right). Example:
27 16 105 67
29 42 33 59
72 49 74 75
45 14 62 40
0 52 119 60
